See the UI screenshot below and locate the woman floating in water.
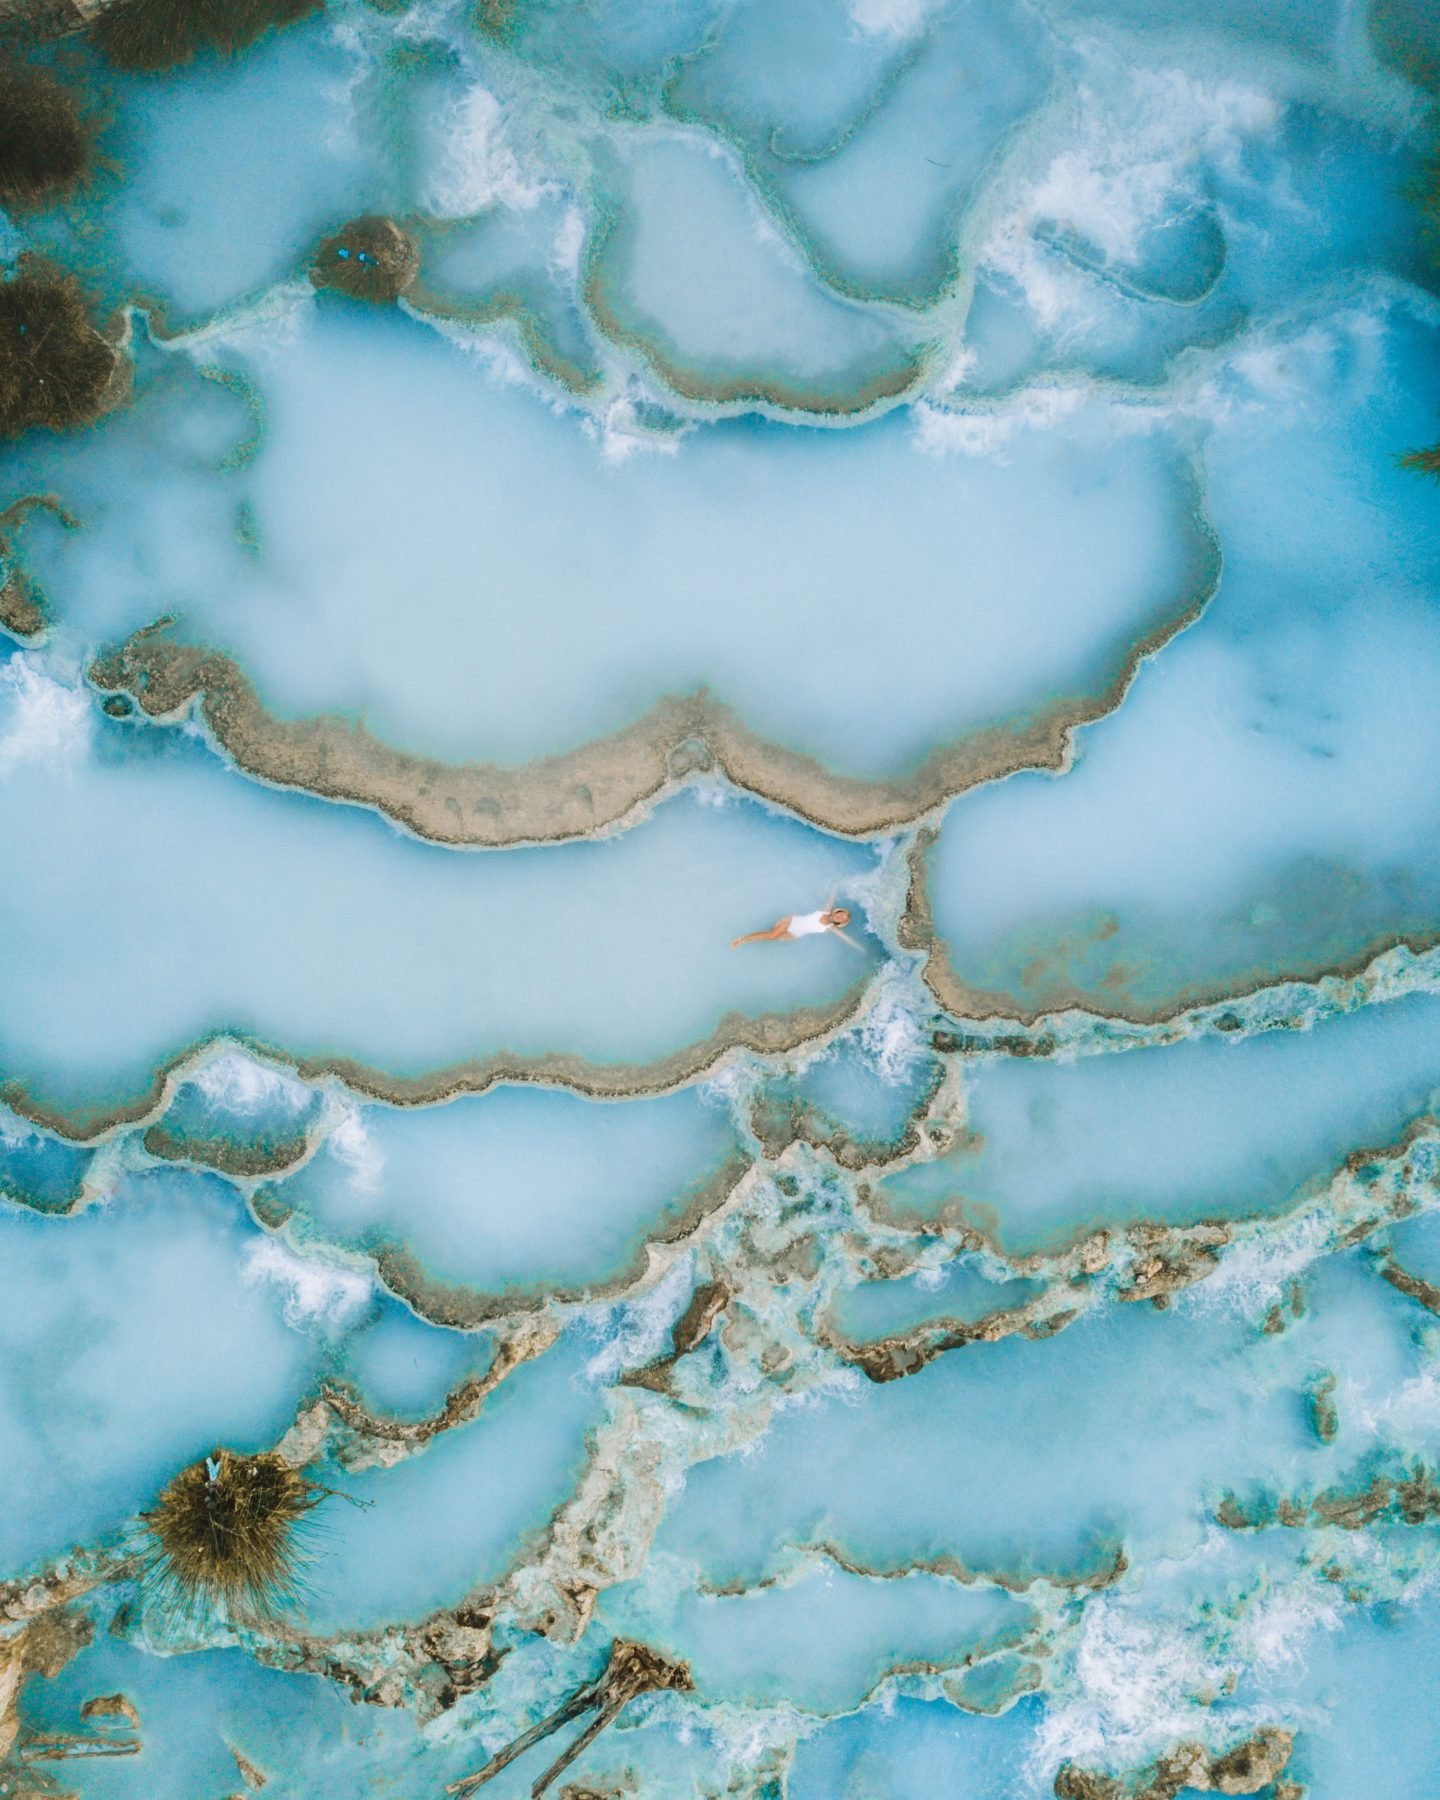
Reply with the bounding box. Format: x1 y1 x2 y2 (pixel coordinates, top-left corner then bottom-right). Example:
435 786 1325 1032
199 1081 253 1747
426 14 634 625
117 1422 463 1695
731 904 861 950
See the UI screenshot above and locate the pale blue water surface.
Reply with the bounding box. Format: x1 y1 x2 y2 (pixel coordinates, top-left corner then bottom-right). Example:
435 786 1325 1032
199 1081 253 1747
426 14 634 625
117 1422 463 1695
3 0 1440 1794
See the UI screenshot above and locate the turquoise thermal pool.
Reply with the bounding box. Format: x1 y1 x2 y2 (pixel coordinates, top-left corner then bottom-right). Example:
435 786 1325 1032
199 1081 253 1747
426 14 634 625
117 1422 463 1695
3 0 1440 1795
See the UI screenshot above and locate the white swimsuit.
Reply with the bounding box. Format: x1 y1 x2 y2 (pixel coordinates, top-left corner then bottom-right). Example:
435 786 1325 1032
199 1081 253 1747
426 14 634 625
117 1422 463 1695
786 909 830 938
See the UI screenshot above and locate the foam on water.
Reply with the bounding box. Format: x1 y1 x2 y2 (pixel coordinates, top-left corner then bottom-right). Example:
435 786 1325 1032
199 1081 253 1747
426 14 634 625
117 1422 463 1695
849 0 939 40
0 655 90 774
240 1235 373 1333
980 52 1281 335
421 78 551 219
187 1049 313 1117
582 1256 700 1382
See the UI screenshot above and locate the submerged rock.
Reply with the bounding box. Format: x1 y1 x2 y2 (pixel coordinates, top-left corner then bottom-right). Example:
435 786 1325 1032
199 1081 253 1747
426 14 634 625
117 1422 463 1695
0 1608 122 1775
141 1118 310 1180
311 217 420 305
1380 1255 1440 1314
78 1694 139 1726
0 493 77 639
1305 1371 1340 1445
1219 1461 1440 1534
1207 1730 1295 1794
88 0 322 70
1055 1727 1294 1800
229 1743 268 1789
0 61 89 208
0 268 120 441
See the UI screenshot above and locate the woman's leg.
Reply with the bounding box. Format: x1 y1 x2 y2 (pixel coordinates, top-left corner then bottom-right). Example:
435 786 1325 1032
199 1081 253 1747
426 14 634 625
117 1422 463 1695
731 918 792 948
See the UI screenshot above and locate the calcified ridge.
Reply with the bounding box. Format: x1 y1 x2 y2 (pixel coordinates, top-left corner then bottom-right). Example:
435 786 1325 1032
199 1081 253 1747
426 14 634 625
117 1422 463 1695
7 962 1440 1772
903 827 1440 1030
84 529 1217 850
4 0 1440 1791
8 901 1440 1156
0 980 877 1144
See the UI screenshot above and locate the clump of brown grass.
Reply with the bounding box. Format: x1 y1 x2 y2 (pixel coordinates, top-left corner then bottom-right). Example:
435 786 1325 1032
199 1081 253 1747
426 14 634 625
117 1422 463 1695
1401 153 1440 477
0 62 91 208
1399 444 1440 476
89 0 322 71
142 1448 328 1623
311 216 420 304
0 267 118 441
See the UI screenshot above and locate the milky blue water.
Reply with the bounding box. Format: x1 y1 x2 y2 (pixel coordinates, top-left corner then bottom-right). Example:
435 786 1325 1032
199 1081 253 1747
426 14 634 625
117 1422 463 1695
3 0 1440 1794
266 1081 743 1308
878 992 1440 1254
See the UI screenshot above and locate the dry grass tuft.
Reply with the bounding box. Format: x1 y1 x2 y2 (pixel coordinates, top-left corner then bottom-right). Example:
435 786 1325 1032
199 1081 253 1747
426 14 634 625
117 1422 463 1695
311 215 420 304
142 1449 328 1623
1402 153 1440 477
0 267 118 441
90 0 322 71
1399 444 1440 476
0 62 90 208
1402 152 1440 308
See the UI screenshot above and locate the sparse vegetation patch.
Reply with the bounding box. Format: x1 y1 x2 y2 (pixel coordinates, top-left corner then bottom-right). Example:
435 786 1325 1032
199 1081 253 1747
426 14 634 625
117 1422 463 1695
0 267 119 441
90 0 323 71
311 215 420 303
0 61 91 208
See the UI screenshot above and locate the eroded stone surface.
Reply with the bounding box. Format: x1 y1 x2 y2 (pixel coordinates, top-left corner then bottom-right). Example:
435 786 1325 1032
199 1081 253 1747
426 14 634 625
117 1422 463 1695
87 546 1214 848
